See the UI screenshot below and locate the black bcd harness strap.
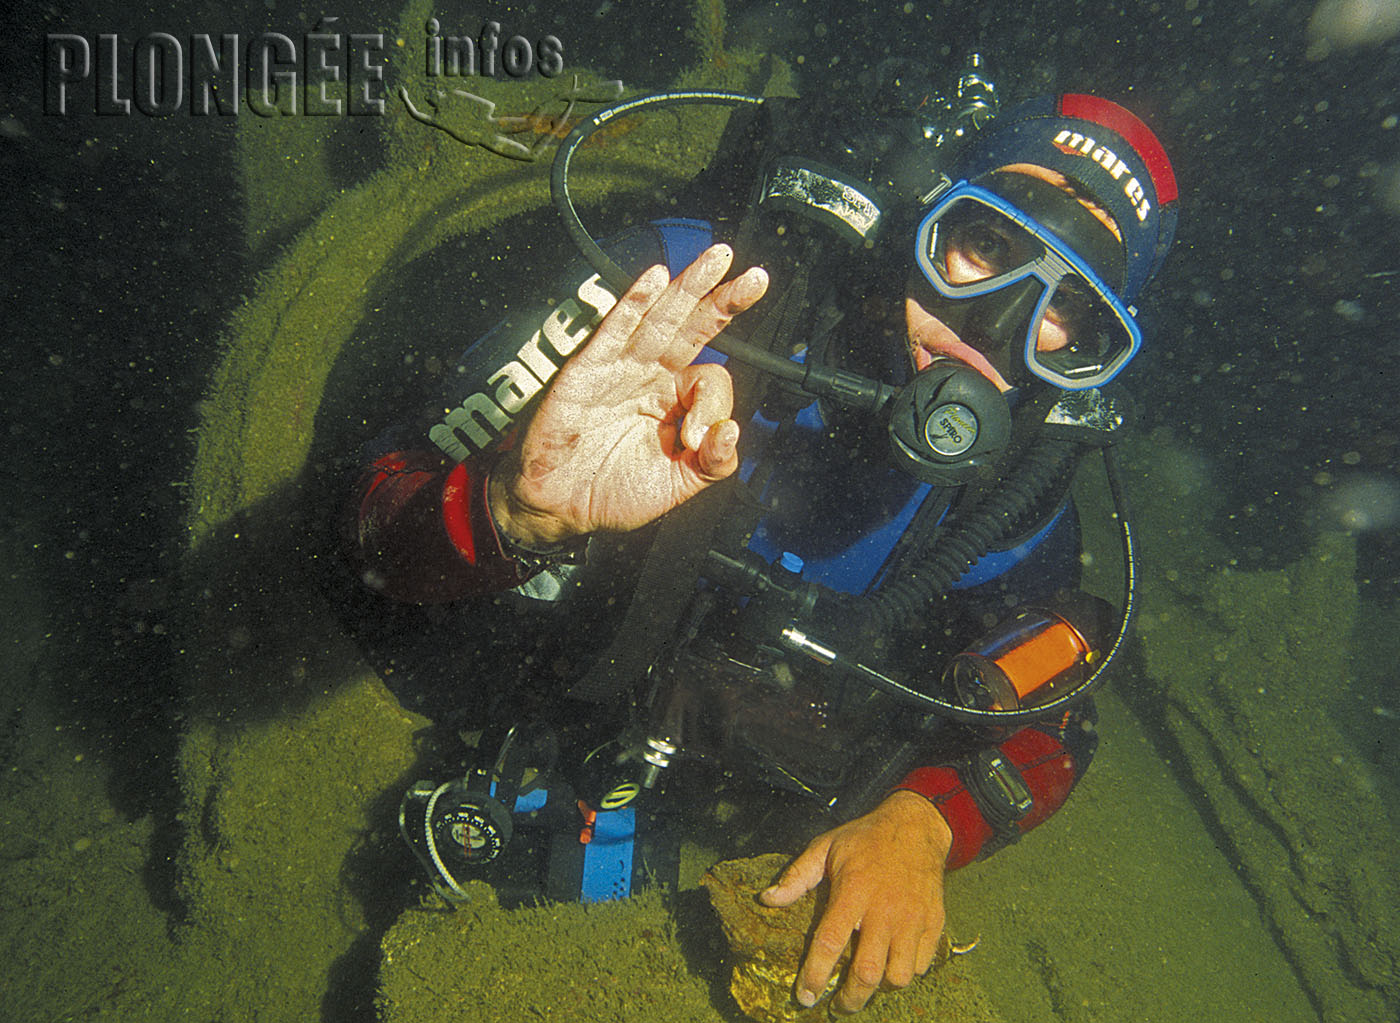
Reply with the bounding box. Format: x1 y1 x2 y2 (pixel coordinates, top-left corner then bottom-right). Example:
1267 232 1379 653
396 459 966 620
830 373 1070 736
565 241 819 704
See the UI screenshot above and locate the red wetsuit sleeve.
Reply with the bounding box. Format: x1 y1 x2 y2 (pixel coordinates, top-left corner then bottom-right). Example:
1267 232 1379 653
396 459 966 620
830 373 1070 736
346 449 526 603
893 718 1089 872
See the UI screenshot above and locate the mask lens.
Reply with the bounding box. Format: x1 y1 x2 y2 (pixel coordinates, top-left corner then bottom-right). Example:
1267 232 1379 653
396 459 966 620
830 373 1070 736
1031 272 1137 383
926 197 1042 288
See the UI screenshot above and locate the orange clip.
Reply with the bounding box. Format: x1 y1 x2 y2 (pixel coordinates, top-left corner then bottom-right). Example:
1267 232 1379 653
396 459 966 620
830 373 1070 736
577 799 597 845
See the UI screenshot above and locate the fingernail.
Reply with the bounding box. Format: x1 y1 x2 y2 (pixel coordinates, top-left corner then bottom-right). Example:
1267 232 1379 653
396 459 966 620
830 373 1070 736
796 988 816 1008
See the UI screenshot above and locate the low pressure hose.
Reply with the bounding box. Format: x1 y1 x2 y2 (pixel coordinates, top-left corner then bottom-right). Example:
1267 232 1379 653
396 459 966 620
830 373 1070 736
552 89 763 299
551 90 898 412
863 435 1080 634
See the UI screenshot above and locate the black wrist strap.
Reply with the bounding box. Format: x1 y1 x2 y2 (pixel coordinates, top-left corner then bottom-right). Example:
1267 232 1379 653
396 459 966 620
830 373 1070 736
956 748 1033 847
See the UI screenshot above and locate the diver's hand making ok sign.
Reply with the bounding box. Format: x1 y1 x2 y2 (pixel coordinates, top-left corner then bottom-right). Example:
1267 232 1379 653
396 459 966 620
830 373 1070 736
487 244 768 548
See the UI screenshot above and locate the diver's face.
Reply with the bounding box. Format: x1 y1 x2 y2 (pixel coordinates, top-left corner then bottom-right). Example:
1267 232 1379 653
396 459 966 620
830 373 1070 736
905 165 1118 392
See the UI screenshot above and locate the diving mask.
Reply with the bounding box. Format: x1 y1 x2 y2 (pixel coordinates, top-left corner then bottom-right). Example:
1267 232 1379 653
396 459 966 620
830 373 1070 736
913 178 1140 390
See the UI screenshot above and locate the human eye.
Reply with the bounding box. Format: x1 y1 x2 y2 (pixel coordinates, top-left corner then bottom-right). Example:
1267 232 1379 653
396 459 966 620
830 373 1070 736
949 221 1019 277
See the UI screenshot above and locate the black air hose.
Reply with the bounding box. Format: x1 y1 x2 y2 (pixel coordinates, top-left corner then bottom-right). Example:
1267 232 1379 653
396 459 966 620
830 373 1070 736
864 436 1079 633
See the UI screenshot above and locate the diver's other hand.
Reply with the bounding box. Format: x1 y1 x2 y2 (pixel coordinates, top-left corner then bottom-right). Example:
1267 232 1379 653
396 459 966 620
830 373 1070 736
490 244 768 547
759 791 952 1014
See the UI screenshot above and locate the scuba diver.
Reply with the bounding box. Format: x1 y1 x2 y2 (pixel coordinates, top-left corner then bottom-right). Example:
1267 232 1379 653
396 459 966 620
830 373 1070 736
342 62 1178 1015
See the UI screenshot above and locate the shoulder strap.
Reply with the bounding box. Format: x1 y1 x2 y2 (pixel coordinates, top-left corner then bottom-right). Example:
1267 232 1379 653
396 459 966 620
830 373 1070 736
566 258 818 703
